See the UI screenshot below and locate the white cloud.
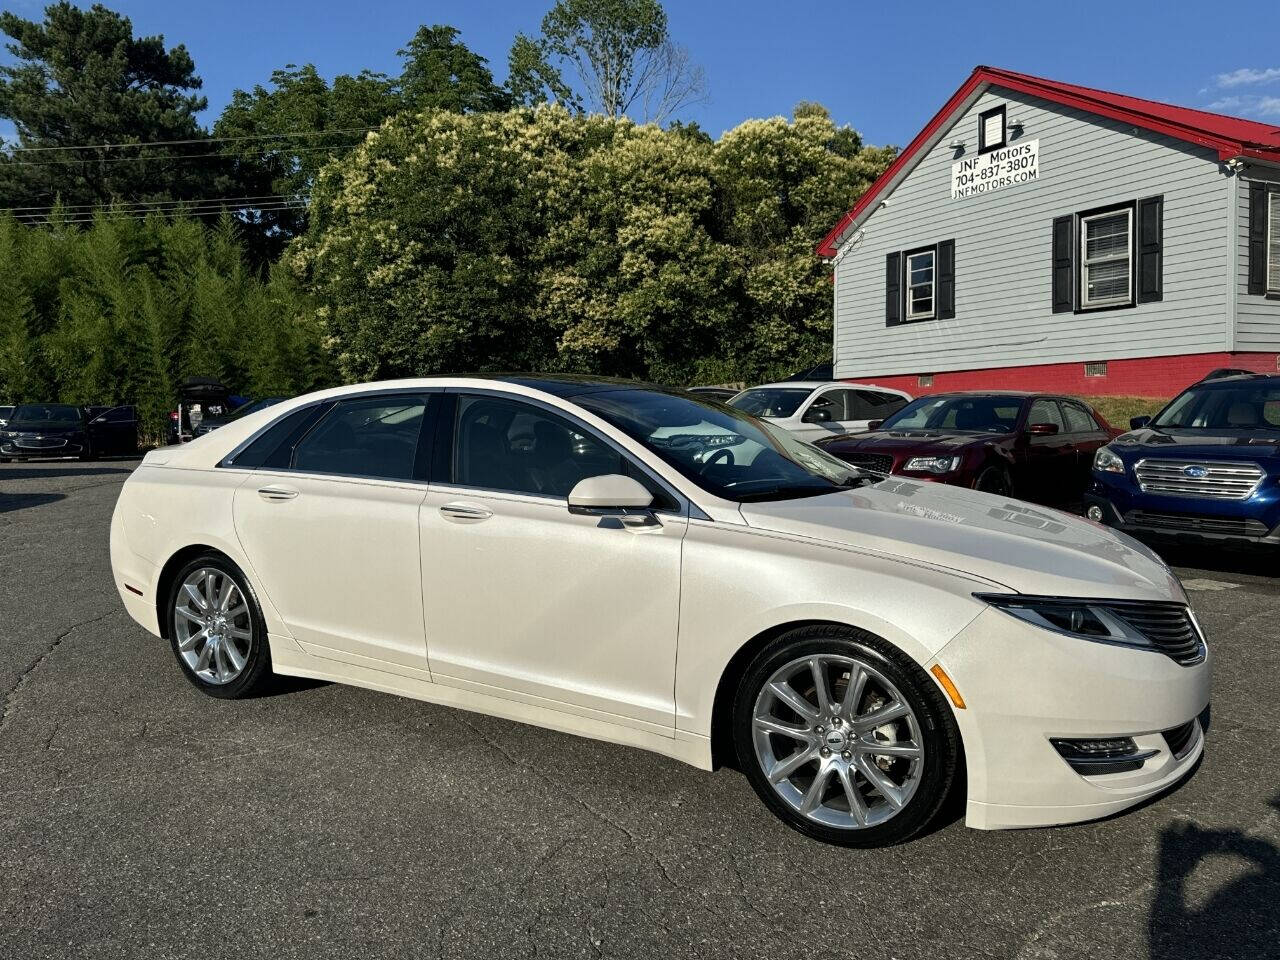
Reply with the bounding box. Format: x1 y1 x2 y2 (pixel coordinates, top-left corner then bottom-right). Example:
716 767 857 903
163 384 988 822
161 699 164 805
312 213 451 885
1257 97 1280 118
1214 67 1280 88
1207 96 1245 111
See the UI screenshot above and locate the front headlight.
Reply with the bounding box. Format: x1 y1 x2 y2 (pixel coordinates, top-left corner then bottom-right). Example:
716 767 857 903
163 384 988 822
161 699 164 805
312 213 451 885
1093 445 1125 474
976 594 1155 651
903 455 961 474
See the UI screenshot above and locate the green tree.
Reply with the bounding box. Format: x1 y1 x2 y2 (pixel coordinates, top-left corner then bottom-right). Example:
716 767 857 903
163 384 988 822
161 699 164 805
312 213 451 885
398 25 512 113
508 0 705 122
0 2 217 209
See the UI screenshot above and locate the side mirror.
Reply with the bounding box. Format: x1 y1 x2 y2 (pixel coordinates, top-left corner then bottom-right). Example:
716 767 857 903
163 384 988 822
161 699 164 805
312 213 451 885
1130 416 1151 430
1027 422 1060 436
803 406 833 424
867 419 883 430
567 474 654 515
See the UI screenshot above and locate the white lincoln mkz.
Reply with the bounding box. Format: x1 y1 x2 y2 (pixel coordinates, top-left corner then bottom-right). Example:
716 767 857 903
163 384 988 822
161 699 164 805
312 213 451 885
110 376 1210 846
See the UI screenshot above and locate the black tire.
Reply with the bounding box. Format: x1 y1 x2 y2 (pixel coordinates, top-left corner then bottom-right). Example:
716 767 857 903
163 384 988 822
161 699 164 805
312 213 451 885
974 464 1013 497
165 552 273 699
732 625 960 848
78 440 96 461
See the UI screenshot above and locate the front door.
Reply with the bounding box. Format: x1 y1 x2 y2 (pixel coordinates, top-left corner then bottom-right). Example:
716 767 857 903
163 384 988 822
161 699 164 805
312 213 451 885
88 405 138 456
420 393 686 729
232 394 433 673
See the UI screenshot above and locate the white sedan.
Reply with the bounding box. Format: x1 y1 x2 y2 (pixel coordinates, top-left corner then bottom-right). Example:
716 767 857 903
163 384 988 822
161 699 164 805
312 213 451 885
727 381 913 441
110 376 1209 846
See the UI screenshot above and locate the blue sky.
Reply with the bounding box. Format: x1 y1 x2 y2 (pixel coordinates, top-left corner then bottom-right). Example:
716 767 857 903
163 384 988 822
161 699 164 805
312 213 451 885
3 0 1280 145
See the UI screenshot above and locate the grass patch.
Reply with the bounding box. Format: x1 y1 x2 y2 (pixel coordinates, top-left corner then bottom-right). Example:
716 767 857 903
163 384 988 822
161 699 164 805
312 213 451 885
1076 395 1169 429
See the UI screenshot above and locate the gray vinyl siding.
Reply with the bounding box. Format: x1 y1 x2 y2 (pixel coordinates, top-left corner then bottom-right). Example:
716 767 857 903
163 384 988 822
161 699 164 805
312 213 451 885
834 86 1232 379
1235 165 1280 351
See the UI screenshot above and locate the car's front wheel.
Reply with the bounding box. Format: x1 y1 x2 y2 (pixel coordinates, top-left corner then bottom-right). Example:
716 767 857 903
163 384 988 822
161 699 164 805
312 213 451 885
166 554 272 699
733 625 959 847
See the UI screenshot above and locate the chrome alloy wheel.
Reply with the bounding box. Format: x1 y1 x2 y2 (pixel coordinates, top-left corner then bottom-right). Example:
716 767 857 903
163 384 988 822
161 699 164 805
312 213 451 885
173 567 253 685
751 654 925 830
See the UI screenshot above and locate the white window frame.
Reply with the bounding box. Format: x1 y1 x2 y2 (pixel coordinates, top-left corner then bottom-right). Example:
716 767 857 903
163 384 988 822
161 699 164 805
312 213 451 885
1268 191 1280 295
1079 207 1133 310
905 248 936 320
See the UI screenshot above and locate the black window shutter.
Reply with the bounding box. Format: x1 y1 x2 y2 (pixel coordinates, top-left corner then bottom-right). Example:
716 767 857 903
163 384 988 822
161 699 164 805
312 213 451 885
885 252 901 325
1051 215 1075 313
1136 195 1163 303
937 239 955 319
1248 181 1268 296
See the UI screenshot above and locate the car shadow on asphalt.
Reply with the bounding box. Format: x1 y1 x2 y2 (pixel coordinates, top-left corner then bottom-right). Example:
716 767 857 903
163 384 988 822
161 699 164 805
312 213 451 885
1147 794 1280 959
1161 546 1278 580
0 465 135 481
253 674 331 699
0 491 66 514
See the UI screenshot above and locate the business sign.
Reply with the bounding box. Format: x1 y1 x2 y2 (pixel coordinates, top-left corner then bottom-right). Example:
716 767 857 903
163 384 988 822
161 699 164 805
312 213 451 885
951 139 1039 200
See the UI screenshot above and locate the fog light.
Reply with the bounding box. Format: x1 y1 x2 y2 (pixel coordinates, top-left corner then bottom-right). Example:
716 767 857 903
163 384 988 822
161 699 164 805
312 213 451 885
1085 505 1104 522
1051 736 1157 775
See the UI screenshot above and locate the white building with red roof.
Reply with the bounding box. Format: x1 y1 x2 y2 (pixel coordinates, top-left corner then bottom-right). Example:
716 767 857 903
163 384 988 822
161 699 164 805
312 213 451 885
819 66 1280 396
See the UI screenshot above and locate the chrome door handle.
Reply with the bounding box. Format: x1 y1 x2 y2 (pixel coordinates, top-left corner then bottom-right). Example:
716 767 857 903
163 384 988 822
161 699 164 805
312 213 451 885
258 486 299 502
439 502 492 523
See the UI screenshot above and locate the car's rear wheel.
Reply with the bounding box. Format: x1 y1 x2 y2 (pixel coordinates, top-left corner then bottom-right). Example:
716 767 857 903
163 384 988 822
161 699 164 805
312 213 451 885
974 464 1012 496
733 625 959 847
166 554 272 699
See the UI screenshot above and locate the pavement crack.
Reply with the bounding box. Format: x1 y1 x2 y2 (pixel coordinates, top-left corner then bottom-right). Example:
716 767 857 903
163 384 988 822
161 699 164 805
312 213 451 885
1 611 112 737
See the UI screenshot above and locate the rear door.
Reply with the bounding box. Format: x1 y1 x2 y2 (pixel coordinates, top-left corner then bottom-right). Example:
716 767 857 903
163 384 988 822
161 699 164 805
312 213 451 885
88 405 138 455
1059 400 1110 500
232 392 437 673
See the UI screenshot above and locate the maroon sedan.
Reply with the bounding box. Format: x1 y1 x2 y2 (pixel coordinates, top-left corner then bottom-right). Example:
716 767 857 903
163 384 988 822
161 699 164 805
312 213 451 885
814 392 1119 505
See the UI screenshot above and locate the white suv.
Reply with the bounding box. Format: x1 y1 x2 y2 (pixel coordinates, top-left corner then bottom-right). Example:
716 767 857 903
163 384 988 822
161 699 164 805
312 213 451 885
728 381 912 442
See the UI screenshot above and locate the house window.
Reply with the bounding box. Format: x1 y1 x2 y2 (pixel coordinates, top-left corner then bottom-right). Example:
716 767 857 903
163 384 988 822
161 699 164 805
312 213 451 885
1079 207 1133 309
1269 192 1280 294
905 248 935 320
978 105 1006 153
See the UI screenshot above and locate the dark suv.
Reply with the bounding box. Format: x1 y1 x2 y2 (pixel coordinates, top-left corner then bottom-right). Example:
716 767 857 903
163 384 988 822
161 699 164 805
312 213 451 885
1085 374 1280 545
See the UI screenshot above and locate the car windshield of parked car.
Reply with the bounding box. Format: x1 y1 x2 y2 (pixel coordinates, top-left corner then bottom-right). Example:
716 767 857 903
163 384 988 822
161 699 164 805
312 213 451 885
576 389 867 502
227 397 285 421
1152 384 1280 430
727 387 811 419
879 396 1023 434
10 404 81 427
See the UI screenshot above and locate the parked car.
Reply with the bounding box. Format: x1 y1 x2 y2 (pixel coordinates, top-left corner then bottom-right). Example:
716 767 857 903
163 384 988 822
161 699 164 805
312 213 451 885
1086 373 1280 546
816 392 1117 503
192 396 287 437
684 386 739 403
728 381 912 441
111 376 1207 847
168 377 236 444
0 403 137 461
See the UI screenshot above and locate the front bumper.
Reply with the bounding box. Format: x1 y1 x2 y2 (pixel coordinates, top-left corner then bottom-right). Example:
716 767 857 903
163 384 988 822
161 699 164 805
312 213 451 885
932 606 1210 830
1 436 85 458
1085 488 1280 547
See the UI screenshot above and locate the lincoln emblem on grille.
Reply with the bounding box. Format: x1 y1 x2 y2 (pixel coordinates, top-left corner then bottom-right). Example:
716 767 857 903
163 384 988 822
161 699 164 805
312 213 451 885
1182 465 1208 478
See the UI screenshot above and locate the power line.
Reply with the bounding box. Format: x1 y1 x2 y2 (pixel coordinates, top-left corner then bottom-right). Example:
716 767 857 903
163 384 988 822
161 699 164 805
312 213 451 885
0 141 366 167
14 201 309 225
1 126 382 155
0 193 299 213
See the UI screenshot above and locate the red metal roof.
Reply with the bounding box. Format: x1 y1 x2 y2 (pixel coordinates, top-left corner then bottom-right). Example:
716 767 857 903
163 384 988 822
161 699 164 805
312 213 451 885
817 65 1280 258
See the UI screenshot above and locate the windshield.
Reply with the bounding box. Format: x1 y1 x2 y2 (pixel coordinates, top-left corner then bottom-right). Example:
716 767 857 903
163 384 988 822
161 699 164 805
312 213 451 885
1153 383 1280 430
0 406 12 418
227 397 285 421
11 404 82 426
879 395 1023 434
727 387 811 419
576 389 867 502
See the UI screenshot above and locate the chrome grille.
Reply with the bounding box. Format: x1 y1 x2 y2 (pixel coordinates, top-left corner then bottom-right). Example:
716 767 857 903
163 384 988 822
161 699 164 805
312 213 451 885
1134 459 1264 500
13 436 67 449
1102 600 1205 665
835 452 894 474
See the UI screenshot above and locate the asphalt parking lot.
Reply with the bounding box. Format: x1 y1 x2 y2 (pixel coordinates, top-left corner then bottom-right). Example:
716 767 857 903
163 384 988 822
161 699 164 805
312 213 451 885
2 459 1278 960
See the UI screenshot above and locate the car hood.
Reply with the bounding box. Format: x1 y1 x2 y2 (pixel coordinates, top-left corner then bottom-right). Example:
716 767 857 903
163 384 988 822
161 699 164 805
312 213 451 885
737 478 1182 602
818 430 1000 456
1110 428 1280 461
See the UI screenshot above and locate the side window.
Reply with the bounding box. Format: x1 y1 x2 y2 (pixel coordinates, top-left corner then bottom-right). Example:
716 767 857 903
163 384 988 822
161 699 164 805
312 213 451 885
1027 399 1066 433
857 390 907 416
802 391 843 423
292 396 426 480
454 395 626 498
103 405 137 423
1061 402 1100 434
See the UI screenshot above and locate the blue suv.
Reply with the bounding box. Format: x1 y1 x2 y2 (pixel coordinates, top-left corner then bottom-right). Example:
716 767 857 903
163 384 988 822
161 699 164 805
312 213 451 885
1085 373 1280 546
